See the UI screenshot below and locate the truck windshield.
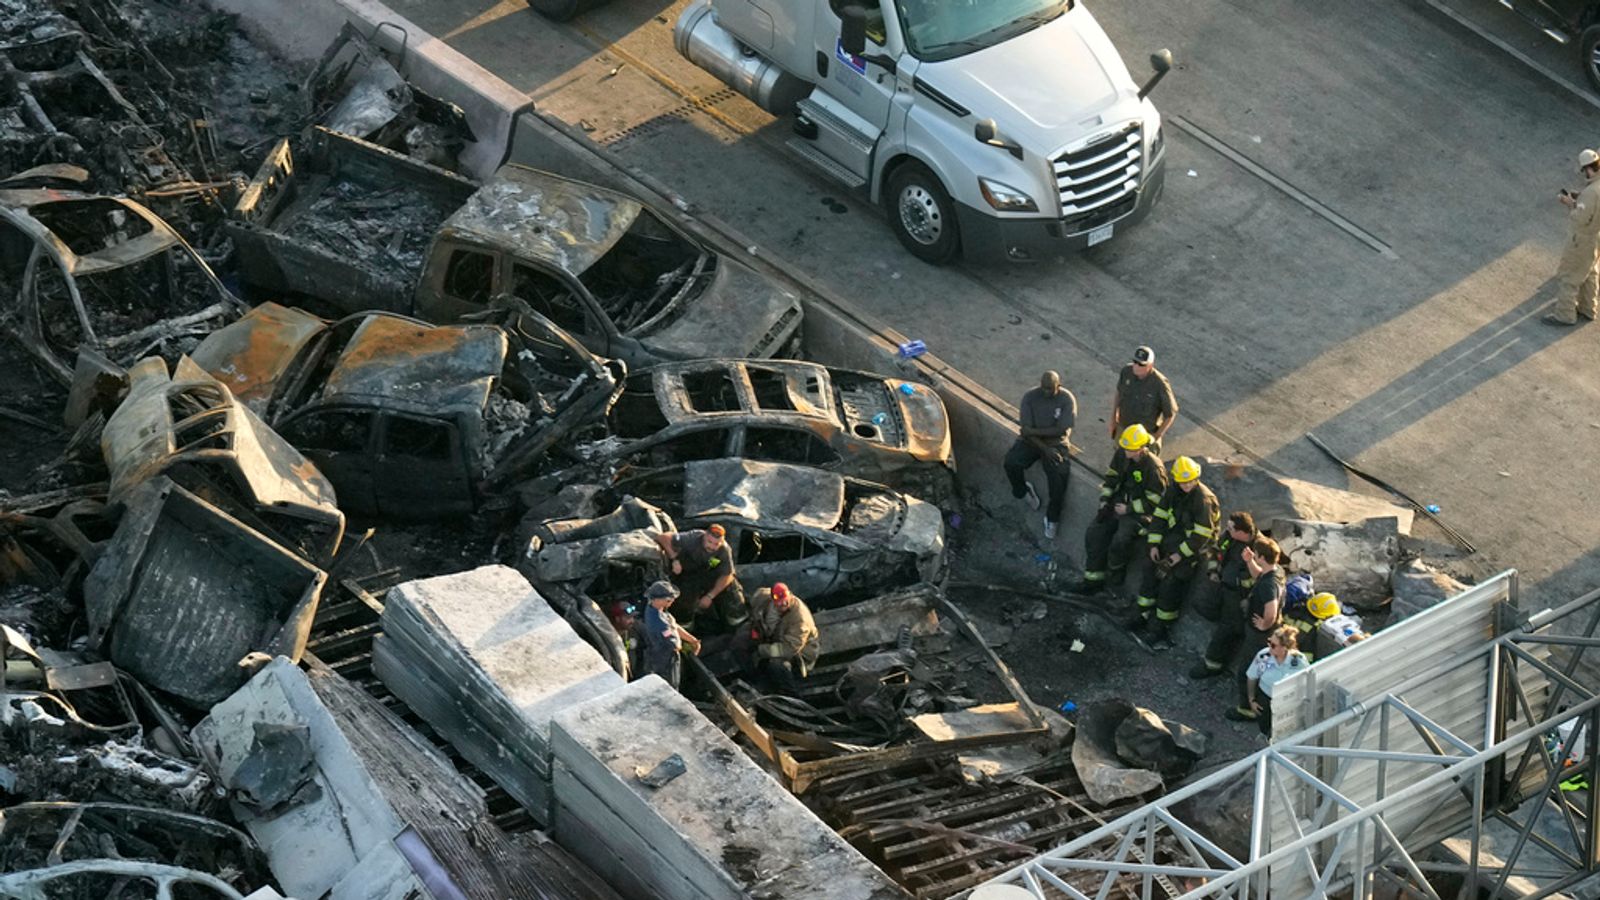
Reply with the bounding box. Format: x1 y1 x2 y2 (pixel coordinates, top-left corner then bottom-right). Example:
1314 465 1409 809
894 0 1069 61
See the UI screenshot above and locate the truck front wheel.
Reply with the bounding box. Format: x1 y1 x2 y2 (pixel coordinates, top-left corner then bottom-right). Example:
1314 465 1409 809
1582 25 1600 93
887 163 961 265
529 0 599 21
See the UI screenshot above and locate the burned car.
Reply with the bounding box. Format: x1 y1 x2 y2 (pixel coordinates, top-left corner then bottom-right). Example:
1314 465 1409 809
532 459 946 602
517 493 677 677
227 128 802 366
0 189 243 383
577 359 955 502
191 301 621 518
102 355 346 563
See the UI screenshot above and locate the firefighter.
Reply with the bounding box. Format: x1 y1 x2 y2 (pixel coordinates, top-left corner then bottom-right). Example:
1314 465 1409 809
730 582 819 695
1127 456 1220 650
1189 512 1261 679
1072 424 1167 596
1546 148 1600 326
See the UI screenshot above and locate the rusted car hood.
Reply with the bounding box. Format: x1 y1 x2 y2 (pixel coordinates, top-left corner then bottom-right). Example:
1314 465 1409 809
322 315 506 416
103 357 342 530
641 259 801 360
189 302 328 413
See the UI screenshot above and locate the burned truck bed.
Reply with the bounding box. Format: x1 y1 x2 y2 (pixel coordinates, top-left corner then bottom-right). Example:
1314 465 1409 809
226 128 478 314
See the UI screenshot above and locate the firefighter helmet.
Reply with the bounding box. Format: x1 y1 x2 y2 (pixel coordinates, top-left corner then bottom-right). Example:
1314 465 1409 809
1118 424 1152 450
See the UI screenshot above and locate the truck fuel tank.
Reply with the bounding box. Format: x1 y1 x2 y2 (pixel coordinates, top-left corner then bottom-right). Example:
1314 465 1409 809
674 0 810 116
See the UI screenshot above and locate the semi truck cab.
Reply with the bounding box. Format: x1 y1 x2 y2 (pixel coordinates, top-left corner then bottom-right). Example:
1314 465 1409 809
673 0 1172 263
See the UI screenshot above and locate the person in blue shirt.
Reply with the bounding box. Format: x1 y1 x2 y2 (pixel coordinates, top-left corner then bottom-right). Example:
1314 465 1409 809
641 580 701 689
1234 625 1309 737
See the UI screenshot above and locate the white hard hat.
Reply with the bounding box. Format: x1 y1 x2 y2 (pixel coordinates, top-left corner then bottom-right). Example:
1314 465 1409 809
1580 148 1600 169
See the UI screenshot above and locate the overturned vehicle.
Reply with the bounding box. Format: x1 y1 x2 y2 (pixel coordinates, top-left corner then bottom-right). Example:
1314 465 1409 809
190 301 622 518
573 359 956 502
226 128 803 365
0 188 243 383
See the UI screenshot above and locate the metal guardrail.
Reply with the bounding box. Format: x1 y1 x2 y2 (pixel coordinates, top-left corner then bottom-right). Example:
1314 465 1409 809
975 572 1600 899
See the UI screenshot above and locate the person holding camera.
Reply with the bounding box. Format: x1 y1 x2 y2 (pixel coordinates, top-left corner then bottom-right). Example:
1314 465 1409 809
1546 148 1600 326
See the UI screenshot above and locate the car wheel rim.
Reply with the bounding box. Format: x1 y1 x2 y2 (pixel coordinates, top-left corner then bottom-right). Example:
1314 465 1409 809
1591 44 1600 72
898 185 943 245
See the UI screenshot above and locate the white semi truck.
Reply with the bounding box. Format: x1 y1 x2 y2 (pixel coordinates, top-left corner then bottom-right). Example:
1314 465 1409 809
534 0 1172 263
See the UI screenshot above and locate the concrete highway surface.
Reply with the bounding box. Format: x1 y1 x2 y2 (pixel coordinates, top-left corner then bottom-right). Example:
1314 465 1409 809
386 0 1600 605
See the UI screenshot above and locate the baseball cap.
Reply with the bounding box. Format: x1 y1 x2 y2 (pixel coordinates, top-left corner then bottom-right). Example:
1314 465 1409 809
772 583 790 601
645 580 679 601
706 524 726 538
1132 346 1154 366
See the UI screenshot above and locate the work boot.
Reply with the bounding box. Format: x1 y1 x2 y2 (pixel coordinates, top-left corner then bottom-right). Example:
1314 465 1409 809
1022 483 1041 511
1146 621 1173 651
1043 518 1058 540
1188 660 1226 680
1123 610 1150 632
1068 579 1106 596
1225 705 1258 722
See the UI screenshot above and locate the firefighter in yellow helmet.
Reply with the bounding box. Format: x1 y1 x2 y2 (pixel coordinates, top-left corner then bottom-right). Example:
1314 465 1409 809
1127 456 1220 650
1071 424 1167 596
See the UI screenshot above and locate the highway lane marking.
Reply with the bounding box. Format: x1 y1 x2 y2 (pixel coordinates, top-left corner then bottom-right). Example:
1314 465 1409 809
1170 115 1399 261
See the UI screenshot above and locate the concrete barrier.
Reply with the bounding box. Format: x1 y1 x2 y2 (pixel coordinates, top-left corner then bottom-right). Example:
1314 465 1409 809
208 0 1106 574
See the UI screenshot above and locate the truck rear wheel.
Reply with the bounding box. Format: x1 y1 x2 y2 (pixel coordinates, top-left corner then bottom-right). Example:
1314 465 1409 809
1582 25 1600 93
529 0 599 22
887 163 961 265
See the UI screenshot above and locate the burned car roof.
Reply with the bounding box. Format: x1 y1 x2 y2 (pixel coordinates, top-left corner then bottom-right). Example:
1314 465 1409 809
682 459 844 530
189 302 328 410
638 359 836 425
322 314 507 416
0 190 182 275
439 164 641 277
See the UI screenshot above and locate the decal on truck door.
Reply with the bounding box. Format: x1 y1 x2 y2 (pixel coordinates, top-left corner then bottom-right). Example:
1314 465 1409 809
835 38 867 74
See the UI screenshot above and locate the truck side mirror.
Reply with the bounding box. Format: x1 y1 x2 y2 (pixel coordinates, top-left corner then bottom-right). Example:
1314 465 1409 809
839 5 868 57
1138 49 1173 100
974 118 1023 159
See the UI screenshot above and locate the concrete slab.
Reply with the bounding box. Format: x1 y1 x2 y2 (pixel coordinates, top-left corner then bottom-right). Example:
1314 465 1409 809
192 657 425 900
550 676 908 900
1204 460 1415 534
1273 517 1403 612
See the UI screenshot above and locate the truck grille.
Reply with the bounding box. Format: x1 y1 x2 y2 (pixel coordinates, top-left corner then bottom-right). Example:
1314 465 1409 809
1052 123 1142 226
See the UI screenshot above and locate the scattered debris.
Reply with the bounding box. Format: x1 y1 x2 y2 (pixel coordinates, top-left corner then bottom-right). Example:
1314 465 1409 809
1274 516 1402 613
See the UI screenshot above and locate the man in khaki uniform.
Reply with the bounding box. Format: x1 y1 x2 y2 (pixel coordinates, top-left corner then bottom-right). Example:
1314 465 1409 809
1546 148 1600 326
731 582 819 695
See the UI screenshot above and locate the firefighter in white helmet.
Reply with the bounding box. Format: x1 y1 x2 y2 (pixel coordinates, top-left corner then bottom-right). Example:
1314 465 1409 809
1546 148 1600 325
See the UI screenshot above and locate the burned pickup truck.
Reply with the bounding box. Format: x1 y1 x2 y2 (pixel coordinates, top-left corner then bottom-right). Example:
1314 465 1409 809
191 301 621 518
103 354 346 563
575 359 956 502
0 187 243 383
226 127 802 367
